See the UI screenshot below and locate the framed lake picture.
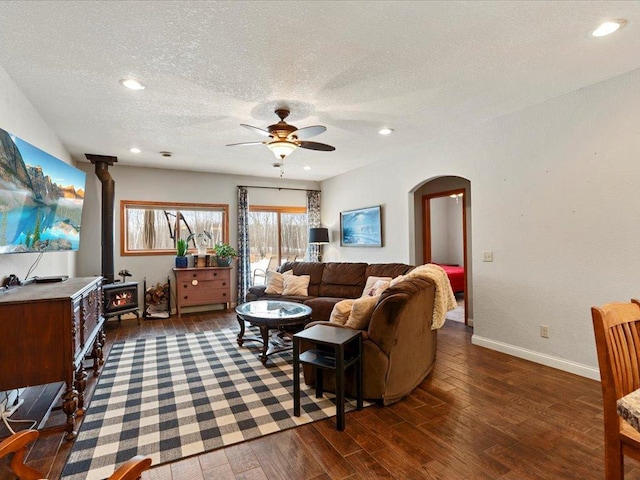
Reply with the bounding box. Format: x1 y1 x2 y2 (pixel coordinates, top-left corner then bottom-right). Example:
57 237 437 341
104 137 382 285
340 205 382 247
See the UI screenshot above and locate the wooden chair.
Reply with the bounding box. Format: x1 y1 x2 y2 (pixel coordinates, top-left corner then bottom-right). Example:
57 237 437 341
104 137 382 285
592 300 640 479
0 429 152 480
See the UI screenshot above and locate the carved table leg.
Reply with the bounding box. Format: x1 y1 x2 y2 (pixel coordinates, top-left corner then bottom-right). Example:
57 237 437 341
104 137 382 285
74 363 88 416
92 337 103 377
259 325 270 365
62 384 78 441
237 315 246 346
99 328 106 366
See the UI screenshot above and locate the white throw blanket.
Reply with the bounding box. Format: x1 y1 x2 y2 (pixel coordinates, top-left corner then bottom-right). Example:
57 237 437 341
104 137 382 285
405 263 457 329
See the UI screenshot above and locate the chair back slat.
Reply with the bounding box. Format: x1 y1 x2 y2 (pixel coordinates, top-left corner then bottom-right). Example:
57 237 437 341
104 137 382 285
592 301 640 480
608 322 640 397
593 302 640 401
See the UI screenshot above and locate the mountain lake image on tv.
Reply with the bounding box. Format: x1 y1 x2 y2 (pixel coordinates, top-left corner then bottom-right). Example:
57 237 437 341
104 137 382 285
0 127 86 254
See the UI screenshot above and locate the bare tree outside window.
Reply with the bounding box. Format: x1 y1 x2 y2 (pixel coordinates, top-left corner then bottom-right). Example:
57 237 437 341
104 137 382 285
248 206 307 266
121 200 229 255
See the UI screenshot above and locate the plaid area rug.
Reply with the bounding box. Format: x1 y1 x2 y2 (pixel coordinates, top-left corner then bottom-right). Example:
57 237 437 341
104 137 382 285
61 328 361 480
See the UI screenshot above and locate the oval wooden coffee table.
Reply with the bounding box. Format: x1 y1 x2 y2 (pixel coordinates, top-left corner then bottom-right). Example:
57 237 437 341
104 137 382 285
236 300 312 364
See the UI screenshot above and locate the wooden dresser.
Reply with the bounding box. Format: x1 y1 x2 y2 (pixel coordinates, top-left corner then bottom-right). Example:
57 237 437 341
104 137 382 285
0 276 104 440
173 267 231 317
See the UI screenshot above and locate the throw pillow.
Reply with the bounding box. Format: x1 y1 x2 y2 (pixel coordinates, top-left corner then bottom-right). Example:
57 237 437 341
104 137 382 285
370 279 391 296
345 295 379 330
329 299 355 325
282 274 311 296
361 276 392 297
264 270 292 294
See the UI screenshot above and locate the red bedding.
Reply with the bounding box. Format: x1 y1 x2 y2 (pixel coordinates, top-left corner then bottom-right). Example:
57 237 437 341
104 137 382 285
436 264 464 293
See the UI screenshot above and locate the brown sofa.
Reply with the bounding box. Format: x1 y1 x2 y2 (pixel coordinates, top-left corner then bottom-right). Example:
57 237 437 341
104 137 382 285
246 261 439 405
246 261 414 321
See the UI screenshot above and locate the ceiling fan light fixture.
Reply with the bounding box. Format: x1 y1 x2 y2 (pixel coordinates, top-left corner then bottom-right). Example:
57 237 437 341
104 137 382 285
378 127 394 135
267 140 297 159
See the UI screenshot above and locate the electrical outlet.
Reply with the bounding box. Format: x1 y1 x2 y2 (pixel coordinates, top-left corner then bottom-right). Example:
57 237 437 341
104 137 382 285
540 325 550 338
483 251 493 262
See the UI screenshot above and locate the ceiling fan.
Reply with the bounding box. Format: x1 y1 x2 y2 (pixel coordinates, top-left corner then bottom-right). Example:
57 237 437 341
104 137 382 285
227 108 335 160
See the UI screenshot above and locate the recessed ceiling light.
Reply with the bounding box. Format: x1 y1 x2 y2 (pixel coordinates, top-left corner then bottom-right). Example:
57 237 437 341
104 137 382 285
592 20 626 37
378 128 394 135
120 78 146 90
303 165 312 171
129 147 141 154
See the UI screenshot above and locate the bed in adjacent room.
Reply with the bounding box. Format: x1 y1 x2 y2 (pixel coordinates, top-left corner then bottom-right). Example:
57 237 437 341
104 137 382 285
435 264 465 293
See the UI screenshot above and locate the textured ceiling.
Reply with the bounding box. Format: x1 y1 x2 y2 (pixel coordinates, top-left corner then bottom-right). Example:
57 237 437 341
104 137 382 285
1 1 640 181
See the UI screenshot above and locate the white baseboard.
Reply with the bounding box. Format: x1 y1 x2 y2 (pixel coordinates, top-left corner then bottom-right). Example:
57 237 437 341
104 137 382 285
471 334 600 381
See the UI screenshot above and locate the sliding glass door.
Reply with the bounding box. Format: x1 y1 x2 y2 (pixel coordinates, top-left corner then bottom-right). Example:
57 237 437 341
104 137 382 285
248 206 307 265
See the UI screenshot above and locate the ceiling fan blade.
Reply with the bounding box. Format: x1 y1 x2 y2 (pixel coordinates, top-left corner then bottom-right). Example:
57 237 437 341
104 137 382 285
226 141 264 147
288 125 326 140
240 124 272 138
298 141 335 152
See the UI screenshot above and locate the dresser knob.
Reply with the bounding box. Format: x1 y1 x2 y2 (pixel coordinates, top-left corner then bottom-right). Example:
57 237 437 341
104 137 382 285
214 272 218 277
192 273 197 277
223 282 226 286
223 293 227 297
183 296 188 299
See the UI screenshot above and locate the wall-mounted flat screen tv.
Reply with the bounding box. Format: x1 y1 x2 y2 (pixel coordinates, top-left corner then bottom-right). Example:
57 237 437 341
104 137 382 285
0 127 86 254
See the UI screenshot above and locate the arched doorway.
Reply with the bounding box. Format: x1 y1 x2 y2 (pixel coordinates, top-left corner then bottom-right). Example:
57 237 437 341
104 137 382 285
411 176 472 326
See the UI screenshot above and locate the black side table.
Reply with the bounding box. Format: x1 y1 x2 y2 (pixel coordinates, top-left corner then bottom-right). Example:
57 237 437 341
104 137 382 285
293 325 363 431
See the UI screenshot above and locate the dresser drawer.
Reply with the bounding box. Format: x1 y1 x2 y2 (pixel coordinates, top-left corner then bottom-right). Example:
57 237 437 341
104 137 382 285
173 267 232 316
180 287 228 306
178 269 229 282
179 278 228 291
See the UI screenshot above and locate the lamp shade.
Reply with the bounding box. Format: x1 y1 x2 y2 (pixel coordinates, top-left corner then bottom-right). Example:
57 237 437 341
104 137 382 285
267 140 297 159
308 227 329 244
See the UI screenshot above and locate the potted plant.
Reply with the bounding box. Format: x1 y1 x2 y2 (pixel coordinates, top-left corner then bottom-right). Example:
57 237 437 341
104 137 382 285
213 242 237 267
175 238 189 268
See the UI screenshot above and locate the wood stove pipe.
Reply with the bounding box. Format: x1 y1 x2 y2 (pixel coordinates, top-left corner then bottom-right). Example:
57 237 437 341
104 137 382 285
86 154 117 284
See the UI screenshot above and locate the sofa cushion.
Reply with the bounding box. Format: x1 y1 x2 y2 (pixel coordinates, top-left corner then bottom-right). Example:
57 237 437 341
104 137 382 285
264 270 292 295
328 299 355 325
282 274 311 296
303 297 346 322
365 263 414 279
318 262 368 298
280 262 324 297
361 276 392 297
345 295 379 330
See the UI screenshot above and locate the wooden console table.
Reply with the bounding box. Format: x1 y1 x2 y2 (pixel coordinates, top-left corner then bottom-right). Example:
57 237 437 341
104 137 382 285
0 277 105 440
173 267 231 317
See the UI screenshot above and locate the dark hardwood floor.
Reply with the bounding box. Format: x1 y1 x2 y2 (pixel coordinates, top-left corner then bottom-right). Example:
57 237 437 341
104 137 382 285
1 311 638 479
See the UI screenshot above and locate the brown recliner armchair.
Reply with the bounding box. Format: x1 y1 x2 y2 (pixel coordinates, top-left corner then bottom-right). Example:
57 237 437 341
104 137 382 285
301 276 437 405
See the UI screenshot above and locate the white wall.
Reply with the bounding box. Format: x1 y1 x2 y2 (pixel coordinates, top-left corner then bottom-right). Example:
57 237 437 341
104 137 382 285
446 199 464 266
76 162 318 310
0 66 77 283
322 67 640 380
430 196 463 266
430 197 450 262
